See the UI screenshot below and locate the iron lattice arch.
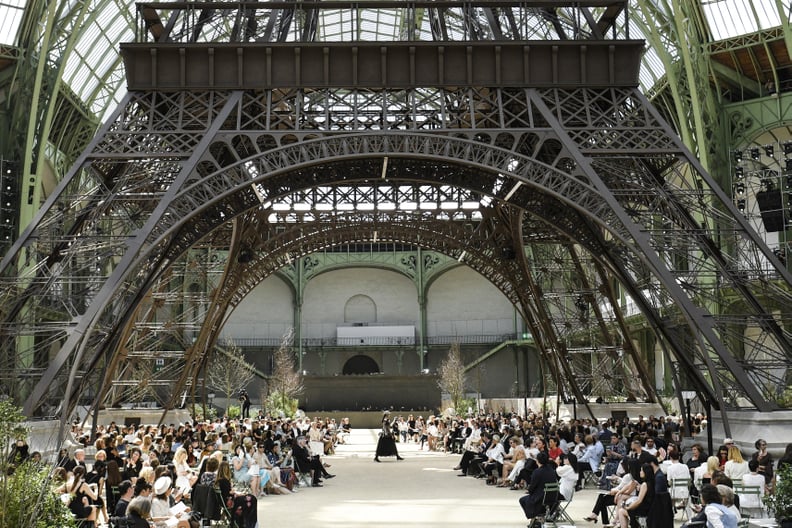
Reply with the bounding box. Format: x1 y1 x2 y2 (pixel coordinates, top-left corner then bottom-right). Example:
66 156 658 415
96 204 656 412
0 0 791 424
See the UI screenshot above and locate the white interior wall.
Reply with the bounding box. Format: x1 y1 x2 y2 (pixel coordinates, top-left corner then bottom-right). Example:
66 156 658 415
301 268 419 338
223 274 294 339
223 264 517 341
426 266 516 337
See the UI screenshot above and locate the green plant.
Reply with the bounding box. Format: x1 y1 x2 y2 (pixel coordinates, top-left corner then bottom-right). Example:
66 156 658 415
0 400 77 528
2 461 78 528
226 405 241 419
265 391 299 418
766 464 792 522
775 386 792 408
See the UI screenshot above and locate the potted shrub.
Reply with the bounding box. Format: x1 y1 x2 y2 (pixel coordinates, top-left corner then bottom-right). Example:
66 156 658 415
766 464 792 528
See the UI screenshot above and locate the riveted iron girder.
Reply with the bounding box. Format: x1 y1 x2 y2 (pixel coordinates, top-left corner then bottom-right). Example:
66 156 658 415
1 47 791 420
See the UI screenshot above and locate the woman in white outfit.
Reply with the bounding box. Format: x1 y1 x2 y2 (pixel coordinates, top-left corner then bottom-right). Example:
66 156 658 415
724 446 749 482
172 447 196 497
556 453 579 501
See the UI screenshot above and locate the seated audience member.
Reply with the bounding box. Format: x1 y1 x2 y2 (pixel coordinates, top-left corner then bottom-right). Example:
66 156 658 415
482 434 505 484
518 452 558 525
500 436 527 487
64 466 99 525
122 448 143 482
683 484 737 528
173 446 196 496
151 476 192 528
133 478 152 498
198 456 220 487
616 463 653 528
292 436 326 487
740 459 766 511
556 453 579 500
125 496 153 528
576 434 603 491
584 459 638 525
113 480 134 518
724 446 749 482
267 442 297 491
64 448 87 476
601 433 627 488
217 461 258 528
454 429 489 476
664 450 691 504
716 484 741 520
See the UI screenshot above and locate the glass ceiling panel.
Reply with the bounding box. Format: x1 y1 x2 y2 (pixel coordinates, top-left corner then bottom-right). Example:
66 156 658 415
3 0 786 137
701 0 781 41
0 0 25 45
59 0 134 117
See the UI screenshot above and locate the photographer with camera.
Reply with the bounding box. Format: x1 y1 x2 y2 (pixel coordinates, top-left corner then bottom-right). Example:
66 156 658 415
238 389 251 419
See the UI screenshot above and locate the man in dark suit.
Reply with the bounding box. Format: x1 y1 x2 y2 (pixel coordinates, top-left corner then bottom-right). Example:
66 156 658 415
292 436 325 487
519 452 559 525
63 448 87 475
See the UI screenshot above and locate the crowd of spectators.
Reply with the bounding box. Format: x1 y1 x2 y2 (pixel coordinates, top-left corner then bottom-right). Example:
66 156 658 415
10 406 792 528
435 409 789 527
26 413 351 527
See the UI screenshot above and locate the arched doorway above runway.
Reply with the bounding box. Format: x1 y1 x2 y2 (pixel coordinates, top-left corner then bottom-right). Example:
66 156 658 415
342 355 380 375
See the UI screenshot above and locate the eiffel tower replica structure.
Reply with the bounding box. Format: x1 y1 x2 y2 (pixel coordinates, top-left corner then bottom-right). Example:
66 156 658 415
1 0 790 432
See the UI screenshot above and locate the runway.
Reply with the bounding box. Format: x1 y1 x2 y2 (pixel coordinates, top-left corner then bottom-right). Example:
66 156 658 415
252 428 668 528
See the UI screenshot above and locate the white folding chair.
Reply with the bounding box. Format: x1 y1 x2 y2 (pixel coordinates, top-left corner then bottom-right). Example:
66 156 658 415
669 477 692 520
734 483 765 518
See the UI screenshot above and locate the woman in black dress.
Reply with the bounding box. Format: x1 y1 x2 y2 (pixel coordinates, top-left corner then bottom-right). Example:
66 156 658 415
374 411 404 462
66 466 99 526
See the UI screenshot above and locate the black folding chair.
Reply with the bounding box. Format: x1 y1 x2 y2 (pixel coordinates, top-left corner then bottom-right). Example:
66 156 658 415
192 483 225 527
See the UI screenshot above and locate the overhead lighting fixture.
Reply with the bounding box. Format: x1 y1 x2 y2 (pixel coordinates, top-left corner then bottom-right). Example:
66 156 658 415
736 199 746 213
750 147 761 160
503 181 523 201
734 167 744 180
786 159 792 172
458 250 467 262
733 150 743 163
784 142 792 156
734 183 745 195
764 145 774 157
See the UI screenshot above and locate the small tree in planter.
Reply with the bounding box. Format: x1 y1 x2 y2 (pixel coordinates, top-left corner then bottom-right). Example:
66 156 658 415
766 465 792 528
266 329 303 418
437 342 467 414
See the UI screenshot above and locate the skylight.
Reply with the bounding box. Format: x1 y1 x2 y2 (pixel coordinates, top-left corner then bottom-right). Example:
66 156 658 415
701 0 783 41
0 0 25 45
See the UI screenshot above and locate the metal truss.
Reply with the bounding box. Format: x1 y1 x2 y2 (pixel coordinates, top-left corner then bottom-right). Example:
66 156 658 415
136 0 626 45
0 1 790 426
